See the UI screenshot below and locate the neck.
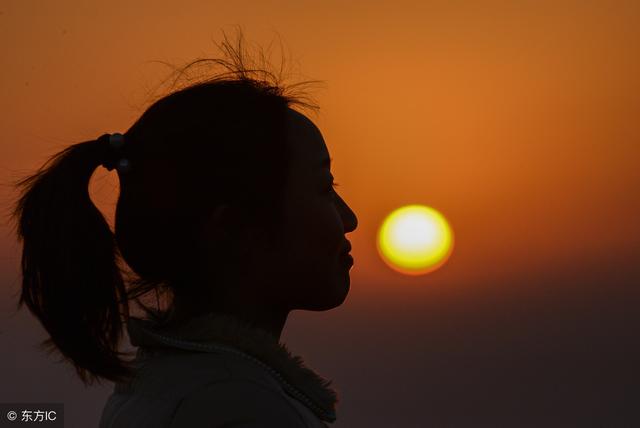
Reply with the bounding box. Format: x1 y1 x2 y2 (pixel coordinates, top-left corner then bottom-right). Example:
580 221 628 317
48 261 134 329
216 301 290 342
167 289 290 342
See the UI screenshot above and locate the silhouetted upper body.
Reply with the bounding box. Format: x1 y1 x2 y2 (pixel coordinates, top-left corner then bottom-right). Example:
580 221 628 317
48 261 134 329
11 39 357 427
98 101 354 428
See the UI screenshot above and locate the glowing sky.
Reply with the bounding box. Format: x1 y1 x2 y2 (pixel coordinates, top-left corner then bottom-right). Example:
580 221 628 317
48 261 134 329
1 1 639 426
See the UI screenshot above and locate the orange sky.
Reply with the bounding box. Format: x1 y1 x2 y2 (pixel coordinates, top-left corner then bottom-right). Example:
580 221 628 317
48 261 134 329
1 1 639 426
2 1 638 297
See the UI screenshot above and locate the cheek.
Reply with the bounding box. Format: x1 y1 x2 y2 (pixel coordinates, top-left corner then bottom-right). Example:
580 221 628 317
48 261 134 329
283 200 342 261
306 204 343 256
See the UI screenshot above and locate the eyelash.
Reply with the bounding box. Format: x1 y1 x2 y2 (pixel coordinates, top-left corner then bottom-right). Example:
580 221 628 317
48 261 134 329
328 181 340 193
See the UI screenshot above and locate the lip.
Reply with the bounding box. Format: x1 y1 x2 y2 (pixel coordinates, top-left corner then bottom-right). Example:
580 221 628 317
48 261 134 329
341 240 352 256
341 253 354 266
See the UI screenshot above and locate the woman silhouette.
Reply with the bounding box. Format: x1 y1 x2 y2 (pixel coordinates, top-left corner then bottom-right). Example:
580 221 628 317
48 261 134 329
10 35 358 427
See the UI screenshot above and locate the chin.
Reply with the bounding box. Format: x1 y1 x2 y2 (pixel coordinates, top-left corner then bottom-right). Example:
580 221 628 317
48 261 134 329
321 276 350 310
301 276 350 311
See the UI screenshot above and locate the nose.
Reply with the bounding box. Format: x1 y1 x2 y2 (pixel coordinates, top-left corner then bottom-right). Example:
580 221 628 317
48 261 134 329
336 194 358 233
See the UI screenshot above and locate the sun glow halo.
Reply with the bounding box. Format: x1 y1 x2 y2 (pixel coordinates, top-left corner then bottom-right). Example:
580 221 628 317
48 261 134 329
377 204 454 275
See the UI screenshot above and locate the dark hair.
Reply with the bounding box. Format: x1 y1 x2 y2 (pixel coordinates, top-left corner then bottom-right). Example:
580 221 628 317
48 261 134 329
8 29 322 386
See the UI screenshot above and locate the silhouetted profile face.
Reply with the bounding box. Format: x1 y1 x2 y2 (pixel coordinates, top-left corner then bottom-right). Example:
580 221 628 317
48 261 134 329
197 108 358 316
273 108 358 311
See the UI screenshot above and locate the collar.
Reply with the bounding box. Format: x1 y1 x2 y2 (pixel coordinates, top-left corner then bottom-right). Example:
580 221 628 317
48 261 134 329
126 312 338 422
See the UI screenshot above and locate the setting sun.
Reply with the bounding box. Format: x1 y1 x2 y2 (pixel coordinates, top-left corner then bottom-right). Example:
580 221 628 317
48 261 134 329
377 205 454 275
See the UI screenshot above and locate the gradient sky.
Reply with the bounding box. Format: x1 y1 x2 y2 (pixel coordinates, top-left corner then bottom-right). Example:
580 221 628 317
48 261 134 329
1 1 639 427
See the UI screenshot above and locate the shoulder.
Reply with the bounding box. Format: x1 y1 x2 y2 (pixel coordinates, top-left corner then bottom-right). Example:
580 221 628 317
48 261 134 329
169 378 307 427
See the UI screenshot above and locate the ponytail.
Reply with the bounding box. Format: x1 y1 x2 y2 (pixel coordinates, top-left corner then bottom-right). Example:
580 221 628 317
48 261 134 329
10 137 134 386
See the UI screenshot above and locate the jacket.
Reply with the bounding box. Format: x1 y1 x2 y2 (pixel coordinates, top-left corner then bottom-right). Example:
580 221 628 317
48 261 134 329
99 312 339 427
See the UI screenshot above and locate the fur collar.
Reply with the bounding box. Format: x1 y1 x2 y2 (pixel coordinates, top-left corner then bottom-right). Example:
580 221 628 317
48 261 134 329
127 312 338 422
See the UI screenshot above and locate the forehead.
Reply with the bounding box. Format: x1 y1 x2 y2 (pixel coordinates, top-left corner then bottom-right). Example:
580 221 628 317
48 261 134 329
284 108 330 172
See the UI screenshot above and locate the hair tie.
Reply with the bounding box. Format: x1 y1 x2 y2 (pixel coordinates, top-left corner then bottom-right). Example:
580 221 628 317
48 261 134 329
99 133 131 173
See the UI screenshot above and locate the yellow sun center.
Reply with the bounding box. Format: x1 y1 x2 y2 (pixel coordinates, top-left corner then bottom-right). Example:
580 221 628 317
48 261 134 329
377 205 454 275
